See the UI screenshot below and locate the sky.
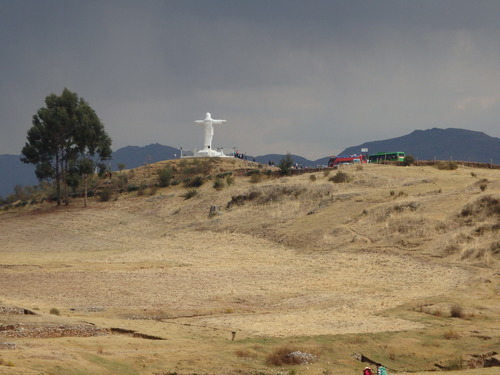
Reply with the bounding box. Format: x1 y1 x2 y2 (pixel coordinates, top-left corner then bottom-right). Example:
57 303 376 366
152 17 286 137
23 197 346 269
1 0 500 160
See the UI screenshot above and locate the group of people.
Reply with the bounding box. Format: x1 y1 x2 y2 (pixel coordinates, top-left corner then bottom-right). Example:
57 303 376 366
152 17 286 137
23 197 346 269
363 364 387 375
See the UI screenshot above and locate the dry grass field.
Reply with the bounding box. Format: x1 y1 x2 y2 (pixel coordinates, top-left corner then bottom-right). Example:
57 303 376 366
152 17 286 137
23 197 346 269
0 158 499 375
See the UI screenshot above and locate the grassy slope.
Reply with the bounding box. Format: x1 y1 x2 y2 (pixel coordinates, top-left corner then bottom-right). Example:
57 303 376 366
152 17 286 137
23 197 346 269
0 159 499 375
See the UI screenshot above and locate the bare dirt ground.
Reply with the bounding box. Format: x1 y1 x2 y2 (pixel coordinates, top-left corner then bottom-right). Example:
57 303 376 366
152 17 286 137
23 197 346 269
0 161 499 374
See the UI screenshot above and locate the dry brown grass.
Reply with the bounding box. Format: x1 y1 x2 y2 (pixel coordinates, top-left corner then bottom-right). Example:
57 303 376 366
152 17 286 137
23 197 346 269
0 160 499 375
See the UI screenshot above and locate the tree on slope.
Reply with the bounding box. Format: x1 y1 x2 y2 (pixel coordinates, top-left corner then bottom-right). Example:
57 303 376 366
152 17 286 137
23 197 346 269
21 88 112 206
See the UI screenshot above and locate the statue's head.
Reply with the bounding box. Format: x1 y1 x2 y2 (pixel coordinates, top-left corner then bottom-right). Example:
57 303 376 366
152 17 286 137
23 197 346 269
205 112 211 119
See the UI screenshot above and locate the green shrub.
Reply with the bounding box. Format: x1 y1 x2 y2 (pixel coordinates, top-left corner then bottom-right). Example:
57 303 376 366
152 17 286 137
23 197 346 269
213 177 224 190
278 153 294 176
157 167 173 187
226 175 235 186
309 174 317 182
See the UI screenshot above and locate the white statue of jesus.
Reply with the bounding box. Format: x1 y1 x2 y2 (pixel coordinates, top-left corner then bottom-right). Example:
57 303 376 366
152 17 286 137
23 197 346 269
194 112 227 156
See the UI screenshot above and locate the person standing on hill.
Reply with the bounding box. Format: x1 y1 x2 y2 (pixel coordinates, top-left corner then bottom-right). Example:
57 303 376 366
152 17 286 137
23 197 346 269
377 364 388 375
363 366 374 375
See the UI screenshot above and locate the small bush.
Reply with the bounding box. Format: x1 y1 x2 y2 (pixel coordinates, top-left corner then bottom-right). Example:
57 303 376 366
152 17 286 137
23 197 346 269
403 155 415 166
265 346 316 366
443 329 460 340
479 182 487 192
250 173 262 183
184 176 204 188
99 187 113 202
436 161 458 170
157 167 173 187
213 177 224 190
182 189 198 200
226 175 235 186
309 174 317 182
50 307 60 316
329 171 351 183
450 304 465 318
444 357 463 370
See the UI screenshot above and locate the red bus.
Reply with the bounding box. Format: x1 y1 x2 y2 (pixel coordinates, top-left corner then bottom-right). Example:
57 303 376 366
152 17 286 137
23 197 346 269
328 154 367 168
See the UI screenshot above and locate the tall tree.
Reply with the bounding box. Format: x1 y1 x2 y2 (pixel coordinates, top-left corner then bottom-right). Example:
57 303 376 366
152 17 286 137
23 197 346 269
21 88 112 206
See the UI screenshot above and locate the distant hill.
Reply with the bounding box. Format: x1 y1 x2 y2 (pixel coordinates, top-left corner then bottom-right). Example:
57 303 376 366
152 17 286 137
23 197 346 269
110 143 180 170
340 128 500 163
0 155 38 198
1 127 498 198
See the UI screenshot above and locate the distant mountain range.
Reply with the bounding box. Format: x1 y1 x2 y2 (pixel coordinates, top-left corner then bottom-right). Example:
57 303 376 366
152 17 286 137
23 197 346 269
1 128 499 198
341 128 500 163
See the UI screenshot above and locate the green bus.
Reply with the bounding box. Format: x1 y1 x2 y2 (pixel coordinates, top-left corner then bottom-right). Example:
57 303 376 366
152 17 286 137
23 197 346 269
368 152 405 163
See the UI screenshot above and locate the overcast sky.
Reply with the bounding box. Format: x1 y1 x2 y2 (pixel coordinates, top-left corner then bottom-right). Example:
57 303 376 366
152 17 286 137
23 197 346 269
1 0 500 160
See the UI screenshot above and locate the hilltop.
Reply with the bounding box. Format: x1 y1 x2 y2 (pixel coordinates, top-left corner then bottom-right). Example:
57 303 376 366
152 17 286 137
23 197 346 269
0 158 499 375
2 127 499 198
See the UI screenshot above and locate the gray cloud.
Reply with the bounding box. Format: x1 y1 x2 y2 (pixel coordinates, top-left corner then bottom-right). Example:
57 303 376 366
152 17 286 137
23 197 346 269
1 0 500 160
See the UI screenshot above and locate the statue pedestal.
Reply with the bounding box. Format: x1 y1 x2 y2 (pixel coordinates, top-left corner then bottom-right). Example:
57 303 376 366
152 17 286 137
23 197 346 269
195 148 229 157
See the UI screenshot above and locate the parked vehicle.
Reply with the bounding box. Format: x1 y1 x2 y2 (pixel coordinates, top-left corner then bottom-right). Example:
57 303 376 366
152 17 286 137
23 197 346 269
328 154 367 168
368 152 405 163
